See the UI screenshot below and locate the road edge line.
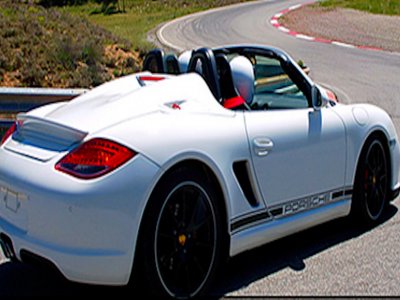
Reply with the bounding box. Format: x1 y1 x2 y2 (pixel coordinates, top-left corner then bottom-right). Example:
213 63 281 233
269 1 385 52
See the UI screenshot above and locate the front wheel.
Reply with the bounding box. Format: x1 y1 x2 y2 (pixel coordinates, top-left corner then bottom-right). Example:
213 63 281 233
352 137 389 225
140 168 224 299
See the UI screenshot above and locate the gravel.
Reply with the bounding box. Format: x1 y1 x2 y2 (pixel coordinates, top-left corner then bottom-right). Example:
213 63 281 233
280 5 400 52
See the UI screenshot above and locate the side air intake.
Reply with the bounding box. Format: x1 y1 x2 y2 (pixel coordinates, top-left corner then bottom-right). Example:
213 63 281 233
233 161 259 207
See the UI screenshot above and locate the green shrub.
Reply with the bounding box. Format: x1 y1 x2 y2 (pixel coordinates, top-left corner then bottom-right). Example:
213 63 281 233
21 65 47 87
0 52 7 70
0 0 139 88
81 40 102 66
54 37 80 70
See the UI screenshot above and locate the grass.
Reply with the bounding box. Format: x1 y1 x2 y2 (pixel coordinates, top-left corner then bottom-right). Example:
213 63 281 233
320 0 400 15
62 0 251 52
0 0 251 88
0 0 140 88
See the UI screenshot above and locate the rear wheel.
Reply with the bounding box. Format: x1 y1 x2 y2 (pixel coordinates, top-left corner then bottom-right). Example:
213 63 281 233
352 137 389 224
140 168 224 299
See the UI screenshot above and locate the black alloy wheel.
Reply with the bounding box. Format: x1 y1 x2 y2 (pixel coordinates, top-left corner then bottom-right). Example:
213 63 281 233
156 182 216 297
140 168 224 299
353 137 389 224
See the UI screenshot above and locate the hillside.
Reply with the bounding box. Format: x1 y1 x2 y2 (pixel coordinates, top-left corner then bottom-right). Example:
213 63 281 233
0 0 251 89
0 0 141 88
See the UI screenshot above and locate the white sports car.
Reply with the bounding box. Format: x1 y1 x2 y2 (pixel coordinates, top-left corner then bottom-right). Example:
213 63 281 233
0 45 399 299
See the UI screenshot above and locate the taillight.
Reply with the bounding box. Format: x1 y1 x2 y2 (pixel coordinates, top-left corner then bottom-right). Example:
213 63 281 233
1 122 17 146
55 138 136 179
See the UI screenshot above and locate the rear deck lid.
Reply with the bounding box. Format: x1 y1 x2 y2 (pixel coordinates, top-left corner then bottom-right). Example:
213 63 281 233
5 114 87 161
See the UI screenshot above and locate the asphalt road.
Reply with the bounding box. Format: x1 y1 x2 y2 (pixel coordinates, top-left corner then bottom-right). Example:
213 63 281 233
1 0 400 297
158 0 400 128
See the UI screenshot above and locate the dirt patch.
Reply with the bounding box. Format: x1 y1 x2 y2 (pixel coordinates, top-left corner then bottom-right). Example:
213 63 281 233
280 5 400 52
104 44 142 78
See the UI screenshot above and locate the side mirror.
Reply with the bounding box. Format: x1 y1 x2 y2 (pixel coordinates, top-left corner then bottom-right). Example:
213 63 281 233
311 85 327 110
297 60 310 75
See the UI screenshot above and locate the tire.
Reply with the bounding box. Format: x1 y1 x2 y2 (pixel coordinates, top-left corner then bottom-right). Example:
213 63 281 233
352 137 389 225
139 167 224 299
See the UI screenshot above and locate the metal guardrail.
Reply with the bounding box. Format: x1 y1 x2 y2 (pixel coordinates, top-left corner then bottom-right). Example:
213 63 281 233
0 87 88 135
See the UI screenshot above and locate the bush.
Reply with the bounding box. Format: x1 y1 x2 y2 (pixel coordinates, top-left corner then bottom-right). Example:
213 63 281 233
21 65 46 87
0 0 140 88
54 37 80 70
0 52 7 70
81 40 102 66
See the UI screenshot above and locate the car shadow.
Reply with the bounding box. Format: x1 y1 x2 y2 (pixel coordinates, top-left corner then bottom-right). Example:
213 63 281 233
0 204 397 299
209 203 398 298
0 259 130 298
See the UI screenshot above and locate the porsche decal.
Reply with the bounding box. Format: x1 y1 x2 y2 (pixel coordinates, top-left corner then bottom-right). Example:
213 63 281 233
231 187 353 233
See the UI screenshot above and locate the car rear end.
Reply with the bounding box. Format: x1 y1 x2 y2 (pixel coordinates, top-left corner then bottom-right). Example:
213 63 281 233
0 113 160 285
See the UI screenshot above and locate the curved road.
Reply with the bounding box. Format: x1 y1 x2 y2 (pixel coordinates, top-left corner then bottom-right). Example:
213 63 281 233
1 0 399 298
159 0 400 129
157 0 400 297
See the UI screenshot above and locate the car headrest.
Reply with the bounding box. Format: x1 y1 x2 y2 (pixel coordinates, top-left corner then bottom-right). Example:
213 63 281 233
178 50 192 73
229 56 254 104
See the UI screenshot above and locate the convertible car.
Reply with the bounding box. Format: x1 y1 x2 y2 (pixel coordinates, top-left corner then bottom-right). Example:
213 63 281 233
0 45 399 298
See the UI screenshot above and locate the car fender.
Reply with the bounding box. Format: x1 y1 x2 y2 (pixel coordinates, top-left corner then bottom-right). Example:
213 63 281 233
94 110 266 230
332 103 400 191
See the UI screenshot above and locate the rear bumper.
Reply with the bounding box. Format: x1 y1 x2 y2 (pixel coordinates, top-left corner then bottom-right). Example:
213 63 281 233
0 219 131 284
0 148 160 285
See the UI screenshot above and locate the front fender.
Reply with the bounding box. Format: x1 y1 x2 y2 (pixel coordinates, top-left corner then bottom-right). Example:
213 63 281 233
332 103 400 193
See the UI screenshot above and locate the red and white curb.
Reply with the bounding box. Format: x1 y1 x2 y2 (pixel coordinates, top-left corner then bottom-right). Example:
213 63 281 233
270 2 383 51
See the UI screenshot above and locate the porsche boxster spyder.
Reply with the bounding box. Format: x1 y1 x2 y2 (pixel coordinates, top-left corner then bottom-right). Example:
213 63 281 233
0 45 399 299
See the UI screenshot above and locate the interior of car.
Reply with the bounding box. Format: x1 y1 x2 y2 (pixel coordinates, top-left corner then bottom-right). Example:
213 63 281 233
142 47 310 111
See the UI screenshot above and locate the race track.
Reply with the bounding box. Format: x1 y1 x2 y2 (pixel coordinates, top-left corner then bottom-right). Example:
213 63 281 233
158 0 400 129
157 0 400 296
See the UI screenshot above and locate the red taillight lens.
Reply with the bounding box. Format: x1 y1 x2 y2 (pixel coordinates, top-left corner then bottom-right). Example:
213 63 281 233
55 138 136 179
1 122 17 146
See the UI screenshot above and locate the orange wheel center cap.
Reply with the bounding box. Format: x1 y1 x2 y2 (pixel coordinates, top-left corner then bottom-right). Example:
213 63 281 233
178 234 187 246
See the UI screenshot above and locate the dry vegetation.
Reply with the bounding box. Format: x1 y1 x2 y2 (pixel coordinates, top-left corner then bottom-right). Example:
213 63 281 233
0 0 141 88
0 0 250 88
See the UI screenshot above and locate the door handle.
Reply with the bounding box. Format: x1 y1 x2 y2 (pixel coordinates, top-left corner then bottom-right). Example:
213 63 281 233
253 137 274 156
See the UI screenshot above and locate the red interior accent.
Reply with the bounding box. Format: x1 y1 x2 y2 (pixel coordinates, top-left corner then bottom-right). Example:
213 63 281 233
138 76 165 82
223 96 246 109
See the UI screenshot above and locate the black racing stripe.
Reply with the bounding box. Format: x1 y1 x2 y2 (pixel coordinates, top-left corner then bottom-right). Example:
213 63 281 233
232 187 352 233
231 211 270 232
269 207 283 217
332 191 344 199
